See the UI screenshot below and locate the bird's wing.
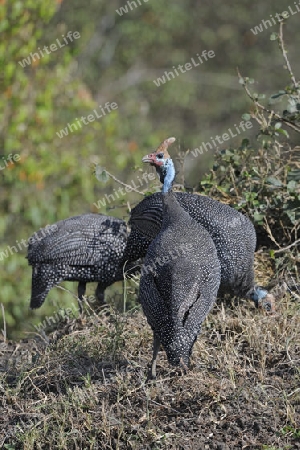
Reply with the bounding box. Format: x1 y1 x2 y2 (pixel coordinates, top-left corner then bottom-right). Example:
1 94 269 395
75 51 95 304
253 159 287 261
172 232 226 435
139 273 171 332
27 215 128 265
129 197 163 239
179 282 216 338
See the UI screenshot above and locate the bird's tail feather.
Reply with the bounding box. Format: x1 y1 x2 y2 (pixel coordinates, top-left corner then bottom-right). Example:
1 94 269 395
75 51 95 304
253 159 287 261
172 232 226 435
30 264 60 309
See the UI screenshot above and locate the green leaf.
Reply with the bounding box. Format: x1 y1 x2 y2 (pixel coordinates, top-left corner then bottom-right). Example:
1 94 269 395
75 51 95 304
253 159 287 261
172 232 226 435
95 165 109 183
287 169 300 181
241 138 250 148
286 98 298 113
266 176 282 187
286 209 296 224
253 212 264 223
275 128 289 138
270 32 278 40
270 91 286 103
287 180 297 190
270 91 286 98
242 113 251 121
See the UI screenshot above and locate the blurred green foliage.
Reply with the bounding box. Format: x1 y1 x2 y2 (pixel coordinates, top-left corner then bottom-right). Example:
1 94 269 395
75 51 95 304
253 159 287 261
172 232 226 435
200 29 300 277
0 0 145 337
201 141 299 248
50 0 300 166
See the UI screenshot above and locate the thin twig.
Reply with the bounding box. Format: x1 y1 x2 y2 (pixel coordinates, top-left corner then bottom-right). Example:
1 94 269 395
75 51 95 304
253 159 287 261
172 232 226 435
263 217 280 247
264 217 300 256
273 238 300 254
1 303 6 342
237 68 300 133
103 170 145 196
278 22 298 90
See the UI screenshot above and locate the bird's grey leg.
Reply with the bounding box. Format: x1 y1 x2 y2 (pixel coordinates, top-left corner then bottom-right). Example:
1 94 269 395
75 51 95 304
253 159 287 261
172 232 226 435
147 333 160 381
77 281 86 314
179 357 189 375
95 284 106 305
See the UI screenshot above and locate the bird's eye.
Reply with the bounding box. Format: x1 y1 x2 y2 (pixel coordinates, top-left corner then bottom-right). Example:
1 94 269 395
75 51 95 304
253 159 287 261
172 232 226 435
157 153 164 159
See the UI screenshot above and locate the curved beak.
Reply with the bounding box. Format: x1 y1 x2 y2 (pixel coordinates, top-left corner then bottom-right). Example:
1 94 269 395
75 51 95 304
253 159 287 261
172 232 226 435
142 153 156 164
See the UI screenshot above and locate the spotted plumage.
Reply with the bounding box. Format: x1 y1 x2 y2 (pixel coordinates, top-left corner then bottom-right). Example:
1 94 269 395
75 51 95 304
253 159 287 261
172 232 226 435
127 142 275 312
27 213 130 310
139 138 221 378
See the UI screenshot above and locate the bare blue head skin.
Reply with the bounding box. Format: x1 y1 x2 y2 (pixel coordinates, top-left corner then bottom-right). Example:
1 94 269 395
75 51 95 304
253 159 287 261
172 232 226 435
250 286 270 309
142 137 176 193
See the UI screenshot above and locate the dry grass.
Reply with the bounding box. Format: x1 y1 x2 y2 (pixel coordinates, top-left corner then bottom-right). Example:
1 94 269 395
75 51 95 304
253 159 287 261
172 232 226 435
1 255 299 450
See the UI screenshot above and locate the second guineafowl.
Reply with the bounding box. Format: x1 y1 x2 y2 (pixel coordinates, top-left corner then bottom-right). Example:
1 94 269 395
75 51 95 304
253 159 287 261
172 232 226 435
139 137 221 378
127 139 275 312
27 213 133 311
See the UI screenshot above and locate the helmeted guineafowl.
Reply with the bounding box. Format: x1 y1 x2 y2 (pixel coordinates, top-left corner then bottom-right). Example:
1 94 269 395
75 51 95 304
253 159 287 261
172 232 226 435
127 139 275 312
27 213 132 311
139 137 221 379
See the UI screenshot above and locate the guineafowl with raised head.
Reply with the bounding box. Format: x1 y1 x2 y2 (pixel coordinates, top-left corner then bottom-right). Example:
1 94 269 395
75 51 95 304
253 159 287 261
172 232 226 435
139 137 221 379
27 213 134 311
127 139 275 313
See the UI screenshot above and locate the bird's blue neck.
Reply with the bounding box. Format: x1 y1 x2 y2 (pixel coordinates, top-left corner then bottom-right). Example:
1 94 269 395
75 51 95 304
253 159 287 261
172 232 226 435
162 159 175 193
